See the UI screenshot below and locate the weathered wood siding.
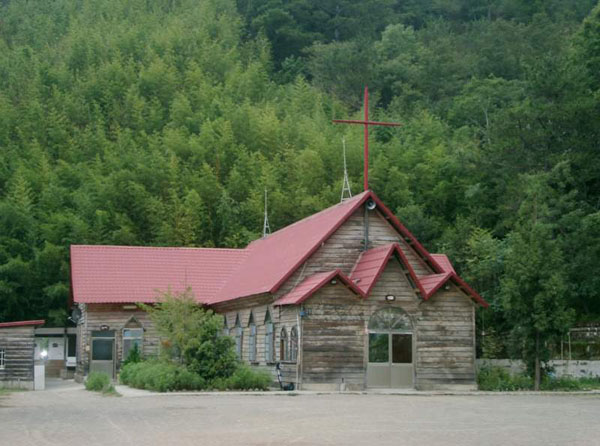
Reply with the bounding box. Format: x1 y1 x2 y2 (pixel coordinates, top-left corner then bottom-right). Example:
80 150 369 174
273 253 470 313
301 283 366 390
291 204 476 390
0 326 36 389
416 286 476 389
212 295 300 387
76 303 160 379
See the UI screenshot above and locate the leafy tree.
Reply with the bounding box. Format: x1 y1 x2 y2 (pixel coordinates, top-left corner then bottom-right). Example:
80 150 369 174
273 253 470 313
500 174 575 389
140 289 238 381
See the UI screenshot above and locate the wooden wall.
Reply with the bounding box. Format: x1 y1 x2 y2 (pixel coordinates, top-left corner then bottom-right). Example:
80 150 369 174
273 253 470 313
212 295 300 387
301 283 366 390
76 303 160 379
0 326 36 389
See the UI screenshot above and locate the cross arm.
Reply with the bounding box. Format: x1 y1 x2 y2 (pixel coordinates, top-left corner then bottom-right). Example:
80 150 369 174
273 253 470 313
332 119 402 127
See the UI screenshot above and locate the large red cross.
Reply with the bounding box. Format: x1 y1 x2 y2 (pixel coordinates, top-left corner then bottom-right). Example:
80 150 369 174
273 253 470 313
333 86 401 191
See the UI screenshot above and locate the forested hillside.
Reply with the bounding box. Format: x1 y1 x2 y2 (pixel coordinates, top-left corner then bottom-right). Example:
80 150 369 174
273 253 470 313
1 0 599 359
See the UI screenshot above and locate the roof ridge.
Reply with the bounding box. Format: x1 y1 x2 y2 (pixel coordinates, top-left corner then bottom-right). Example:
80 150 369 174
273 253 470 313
250 191 369 243
72 244 247 253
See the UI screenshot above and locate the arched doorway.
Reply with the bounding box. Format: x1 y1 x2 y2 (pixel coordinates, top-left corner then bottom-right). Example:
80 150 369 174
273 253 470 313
367 307 414 388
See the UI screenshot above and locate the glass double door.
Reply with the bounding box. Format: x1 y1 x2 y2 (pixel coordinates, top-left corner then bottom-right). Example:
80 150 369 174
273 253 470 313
90 330 115 379
367 331 413 388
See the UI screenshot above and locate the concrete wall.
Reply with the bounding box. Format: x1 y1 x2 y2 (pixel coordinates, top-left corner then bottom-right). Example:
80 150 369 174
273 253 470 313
477 359 600 378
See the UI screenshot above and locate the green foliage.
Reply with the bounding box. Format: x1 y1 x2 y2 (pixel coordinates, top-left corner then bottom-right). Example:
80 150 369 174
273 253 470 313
85 371 117 395
120 360 206 392
225 365 272 390
122 343 142 367
477 366 532 391
0 0 599 370
140 289 238 381
478 367 600 391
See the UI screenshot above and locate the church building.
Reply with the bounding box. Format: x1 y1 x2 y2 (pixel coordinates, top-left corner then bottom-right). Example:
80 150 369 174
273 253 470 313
70 189 487 390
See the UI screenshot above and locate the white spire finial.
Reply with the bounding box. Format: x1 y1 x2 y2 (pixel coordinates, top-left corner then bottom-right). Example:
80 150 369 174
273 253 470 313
262 188 271 238
341 137 352 202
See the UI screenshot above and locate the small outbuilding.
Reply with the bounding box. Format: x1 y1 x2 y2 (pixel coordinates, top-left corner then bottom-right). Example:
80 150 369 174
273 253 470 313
0 320 45 389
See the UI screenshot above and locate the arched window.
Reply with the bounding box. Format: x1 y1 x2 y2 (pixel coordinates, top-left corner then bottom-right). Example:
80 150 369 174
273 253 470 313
289 326 298 362
368 307 412 331
264 310 274 363
368 307 413 365
280 327 288 361
122 317 143 362
222 316 230 337
248 312 257 362
234 314 243 359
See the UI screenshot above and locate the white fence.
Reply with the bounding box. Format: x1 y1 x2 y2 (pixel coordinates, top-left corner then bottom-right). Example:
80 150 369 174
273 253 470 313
476 359 600 378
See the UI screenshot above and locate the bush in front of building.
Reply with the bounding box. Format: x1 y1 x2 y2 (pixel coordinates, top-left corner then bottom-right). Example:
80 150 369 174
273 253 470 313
141 289 238 382
85 371 118 395
119 290 273 392
120 360 272 392
120 360 206 392
211 365 272 391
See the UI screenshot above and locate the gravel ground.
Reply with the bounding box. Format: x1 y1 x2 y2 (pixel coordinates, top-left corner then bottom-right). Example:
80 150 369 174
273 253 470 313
1 380 599 446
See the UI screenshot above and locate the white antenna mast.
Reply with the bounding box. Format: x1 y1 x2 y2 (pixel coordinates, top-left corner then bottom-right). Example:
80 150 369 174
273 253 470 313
262 188 271 238
340 137 352 202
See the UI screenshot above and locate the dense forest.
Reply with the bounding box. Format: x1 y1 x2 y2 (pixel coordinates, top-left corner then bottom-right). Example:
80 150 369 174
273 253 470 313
0 0 599 361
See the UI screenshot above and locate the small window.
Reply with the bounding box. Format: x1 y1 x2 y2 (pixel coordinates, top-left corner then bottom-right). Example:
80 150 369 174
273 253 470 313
290 326 298 362
264 310 274 363
235 314 243 359
280 328 288 361
248 312 257 362
222 316 230 337
122 328 143 361
0 348 5 369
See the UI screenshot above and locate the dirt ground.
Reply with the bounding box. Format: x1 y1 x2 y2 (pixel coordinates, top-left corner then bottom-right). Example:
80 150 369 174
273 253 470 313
1 380 599 446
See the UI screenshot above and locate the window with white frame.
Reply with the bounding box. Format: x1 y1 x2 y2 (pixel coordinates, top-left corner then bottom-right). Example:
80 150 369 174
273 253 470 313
280 327 288 361
0 348 5 369
122 328 143 361
248 312 257 362
264 310 274 363
290 326 298 362
234 314 243 359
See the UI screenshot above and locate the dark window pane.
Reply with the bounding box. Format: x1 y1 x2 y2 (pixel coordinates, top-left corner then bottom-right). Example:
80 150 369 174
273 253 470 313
392 334 412 364
369 333 389 363
92 339 113 361
91 330 114 338
67 335 76 356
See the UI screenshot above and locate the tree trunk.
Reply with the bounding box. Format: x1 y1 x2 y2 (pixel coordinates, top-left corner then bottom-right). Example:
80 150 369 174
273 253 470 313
534 332 541 391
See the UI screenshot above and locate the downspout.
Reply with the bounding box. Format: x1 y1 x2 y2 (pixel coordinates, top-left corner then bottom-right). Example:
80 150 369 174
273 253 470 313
297 306 303 390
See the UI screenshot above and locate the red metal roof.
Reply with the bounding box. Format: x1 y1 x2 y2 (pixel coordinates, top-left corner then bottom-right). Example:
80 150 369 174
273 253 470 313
431 254 455 273
0 320 45 328
210 191 371 304
70 190 487 307
70 245 248 304
274 270 364 306
350 243 426 297
417 254 488 307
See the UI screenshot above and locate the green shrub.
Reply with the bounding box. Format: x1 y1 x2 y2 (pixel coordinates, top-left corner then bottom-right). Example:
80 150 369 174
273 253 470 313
85 372 111 392
540 375 583 391
224 365 272 390
120 360 206 392
123 343 142 367
578 377 600 389
477 366 533 391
